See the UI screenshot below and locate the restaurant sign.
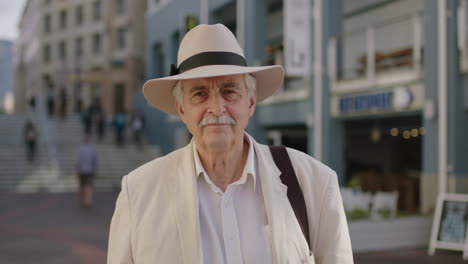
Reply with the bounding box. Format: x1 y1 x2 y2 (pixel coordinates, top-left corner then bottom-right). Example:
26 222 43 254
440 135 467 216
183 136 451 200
339 88 412 114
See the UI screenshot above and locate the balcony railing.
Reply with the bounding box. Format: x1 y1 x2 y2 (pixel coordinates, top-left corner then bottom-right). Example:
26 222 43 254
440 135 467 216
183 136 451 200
328 12 423 93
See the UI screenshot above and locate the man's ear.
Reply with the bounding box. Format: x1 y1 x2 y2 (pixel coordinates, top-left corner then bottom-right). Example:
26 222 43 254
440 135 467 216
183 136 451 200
175 100 184 116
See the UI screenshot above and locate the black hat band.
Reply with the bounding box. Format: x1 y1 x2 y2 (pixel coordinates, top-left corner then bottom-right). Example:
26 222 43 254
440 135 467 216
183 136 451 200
170 52 247 76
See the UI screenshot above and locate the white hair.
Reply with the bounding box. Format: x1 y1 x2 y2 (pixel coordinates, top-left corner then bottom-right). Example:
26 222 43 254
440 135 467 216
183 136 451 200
172 74 256 105
172 80 184 106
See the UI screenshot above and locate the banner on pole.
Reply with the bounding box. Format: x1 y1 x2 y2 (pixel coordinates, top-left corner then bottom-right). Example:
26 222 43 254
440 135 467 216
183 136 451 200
284 0 311 77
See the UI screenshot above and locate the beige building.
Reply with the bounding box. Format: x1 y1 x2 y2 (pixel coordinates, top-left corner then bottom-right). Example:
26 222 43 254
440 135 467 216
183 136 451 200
14 0 42 112
14 0 147 115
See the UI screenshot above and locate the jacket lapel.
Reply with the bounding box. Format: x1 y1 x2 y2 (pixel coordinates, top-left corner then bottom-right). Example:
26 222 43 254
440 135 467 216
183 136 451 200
252 138 291 264
251 136 310 263
172 141 202 264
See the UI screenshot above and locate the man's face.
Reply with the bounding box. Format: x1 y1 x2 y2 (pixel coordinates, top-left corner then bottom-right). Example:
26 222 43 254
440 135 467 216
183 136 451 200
176 74 256 151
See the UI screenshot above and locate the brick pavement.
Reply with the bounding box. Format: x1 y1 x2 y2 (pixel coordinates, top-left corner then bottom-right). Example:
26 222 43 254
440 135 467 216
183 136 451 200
0 192 466 263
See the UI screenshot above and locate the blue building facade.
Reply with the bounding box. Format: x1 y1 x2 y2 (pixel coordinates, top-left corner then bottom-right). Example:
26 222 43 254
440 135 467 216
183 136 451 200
140 0 468 217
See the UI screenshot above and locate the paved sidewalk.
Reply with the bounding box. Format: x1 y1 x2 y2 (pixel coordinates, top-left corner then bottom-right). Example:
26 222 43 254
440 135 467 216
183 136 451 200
0 192 466 263
355 247 467 264
0 192 118 264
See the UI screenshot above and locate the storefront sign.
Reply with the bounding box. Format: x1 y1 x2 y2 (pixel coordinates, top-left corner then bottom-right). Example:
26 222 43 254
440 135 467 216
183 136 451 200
338 87 413 114
393 87 413 109
331 78 422 118
284 0 311 77
339 92 393 113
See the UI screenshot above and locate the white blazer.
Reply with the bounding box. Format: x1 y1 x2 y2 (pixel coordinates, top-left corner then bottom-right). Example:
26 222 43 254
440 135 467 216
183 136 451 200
107 136 353 264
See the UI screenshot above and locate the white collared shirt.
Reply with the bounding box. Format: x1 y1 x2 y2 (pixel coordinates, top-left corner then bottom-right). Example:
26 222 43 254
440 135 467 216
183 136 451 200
194 136 273 264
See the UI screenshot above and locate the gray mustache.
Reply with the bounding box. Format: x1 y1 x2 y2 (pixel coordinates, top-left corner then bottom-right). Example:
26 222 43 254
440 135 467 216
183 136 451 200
199 114 236 127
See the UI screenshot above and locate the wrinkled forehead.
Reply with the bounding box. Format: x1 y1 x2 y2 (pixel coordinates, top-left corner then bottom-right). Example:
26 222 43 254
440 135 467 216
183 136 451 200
182 74 245 88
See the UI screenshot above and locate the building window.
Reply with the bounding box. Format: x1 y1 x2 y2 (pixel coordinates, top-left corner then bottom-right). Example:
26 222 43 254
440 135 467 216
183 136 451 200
93 33 102 54
111 59 126 68
59 41 67 61
43 44 51 63
93 0 102 21
76 5 84 25
60 9 67 30
117 27 127 49
75 37 83 59
44 14 51 33
116 0 125 14
171 30 180 64
152 43 164 77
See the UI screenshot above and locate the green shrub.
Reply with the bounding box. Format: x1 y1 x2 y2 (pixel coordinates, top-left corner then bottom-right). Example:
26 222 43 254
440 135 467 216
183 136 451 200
377 207 392 219
346 208 370 220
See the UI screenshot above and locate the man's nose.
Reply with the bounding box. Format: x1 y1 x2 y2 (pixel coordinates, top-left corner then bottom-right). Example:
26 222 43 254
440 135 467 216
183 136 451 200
207 93 226 115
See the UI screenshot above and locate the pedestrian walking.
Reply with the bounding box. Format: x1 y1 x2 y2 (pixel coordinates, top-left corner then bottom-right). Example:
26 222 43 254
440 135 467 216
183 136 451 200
75 135 98 208
28 94 36 112
46 85 55 118
81 106 93 136
131 112 144 148
23 120 38 162
114 111 126 146
95 105 106 141
59 88 68 119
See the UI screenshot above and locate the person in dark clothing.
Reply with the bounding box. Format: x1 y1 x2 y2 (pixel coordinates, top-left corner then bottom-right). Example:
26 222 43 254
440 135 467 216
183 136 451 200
75 135 98 208
94 105 105 141
59 88 68 119
82 107 93 136
46 86 55 117
29 95 36 112
131 112 145 148
114 112 127 146
23 120 38 162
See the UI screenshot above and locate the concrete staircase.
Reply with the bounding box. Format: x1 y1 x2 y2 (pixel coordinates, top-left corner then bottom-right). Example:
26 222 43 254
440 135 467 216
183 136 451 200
54 114 161 191
0 112 161 192
0 113 56 192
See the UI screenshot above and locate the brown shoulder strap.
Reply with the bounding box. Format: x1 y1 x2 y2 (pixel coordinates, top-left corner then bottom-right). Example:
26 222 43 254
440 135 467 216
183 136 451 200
268 145 311 250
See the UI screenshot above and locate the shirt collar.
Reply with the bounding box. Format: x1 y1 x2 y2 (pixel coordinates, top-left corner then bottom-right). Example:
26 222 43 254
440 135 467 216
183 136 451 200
193 133 257 192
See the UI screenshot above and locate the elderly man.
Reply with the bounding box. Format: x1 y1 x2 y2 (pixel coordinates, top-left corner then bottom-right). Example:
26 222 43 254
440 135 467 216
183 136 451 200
108 24 353 264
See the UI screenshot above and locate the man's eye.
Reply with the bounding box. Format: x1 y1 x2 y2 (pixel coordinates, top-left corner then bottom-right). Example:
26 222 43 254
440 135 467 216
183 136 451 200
194 91 206 97
223 90 235 94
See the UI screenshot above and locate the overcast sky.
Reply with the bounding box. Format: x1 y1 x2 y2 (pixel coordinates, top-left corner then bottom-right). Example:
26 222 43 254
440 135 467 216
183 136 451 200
0 0 28 41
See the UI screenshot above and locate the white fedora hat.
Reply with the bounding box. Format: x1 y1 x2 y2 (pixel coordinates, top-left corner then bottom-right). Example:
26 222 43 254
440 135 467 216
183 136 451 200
142 23 284 116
